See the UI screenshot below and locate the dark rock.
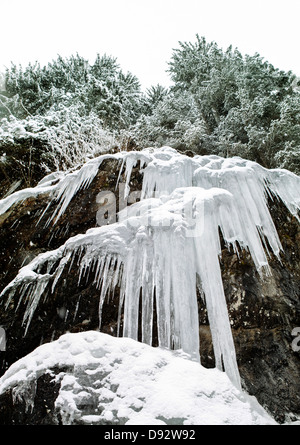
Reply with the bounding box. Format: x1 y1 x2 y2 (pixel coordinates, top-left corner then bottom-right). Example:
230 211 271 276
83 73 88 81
0 367 68 425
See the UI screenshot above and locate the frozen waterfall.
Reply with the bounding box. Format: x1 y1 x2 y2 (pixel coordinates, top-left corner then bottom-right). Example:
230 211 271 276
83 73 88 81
1 146 300 390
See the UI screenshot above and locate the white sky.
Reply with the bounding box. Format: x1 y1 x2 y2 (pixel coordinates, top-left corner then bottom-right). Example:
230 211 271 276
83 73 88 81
1 0 299 90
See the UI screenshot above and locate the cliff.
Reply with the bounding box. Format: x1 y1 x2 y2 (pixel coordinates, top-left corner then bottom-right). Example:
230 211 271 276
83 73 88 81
0 147 299 424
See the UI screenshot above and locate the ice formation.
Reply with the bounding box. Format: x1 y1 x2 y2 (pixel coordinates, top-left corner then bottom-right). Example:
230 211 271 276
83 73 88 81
1 147 300 390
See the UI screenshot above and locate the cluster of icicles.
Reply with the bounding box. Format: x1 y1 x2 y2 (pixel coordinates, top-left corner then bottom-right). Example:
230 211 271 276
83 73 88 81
1 147 300 390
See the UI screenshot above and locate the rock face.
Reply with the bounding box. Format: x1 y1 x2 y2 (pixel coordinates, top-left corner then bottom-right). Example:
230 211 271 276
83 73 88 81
221 198 300 423
0 151 299 424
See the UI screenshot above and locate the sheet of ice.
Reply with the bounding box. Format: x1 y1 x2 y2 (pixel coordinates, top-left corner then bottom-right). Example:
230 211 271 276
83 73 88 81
1 147 299 390
0 331 277 425
0 183 56 217
0 149 150 222
0 187 242 386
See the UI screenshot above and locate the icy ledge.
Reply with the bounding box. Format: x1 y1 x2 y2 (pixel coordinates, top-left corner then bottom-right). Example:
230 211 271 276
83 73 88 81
0 146 299 225
0 331 277 425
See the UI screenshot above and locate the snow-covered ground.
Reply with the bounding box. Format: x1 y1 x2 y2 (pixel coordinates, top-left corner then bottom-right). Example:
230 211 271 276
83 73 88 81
0 331 277 425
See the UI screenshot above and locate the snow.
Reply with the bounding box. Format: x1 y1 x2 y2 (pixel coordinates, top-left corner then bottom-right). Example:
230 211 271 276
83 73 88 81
0 183 56 218
0 331 277 425
1 147 300 391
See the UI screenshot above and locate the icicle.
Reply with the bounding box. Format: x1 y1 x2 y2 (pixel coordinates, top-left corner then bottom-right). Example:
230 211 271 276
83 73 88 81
73 295 81 321
49 159 102 224
23 278 51 336
51 252 72 293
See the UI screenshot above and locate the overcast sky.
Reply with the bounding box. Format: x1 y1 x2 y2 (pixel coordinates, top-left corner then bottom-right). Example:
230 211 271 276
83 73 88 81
1 0 299 90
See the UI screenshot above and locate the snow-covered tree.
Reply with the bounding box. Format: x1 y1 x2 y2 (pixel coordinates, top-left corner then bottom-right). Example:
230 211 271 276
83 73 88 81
0 54 144 193
136 35 300 171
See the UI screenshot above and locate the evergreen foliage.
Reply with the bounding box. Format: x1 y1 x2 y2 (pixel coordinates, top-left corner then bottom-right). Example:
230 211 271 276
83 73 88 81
0 54 142 192
1 53 142 128
133 36 300 174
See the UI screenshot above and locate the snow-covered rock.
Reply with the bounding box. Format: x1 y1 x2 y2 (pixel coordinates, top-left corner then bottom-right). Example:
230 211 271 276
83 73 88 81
0 331 276 425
